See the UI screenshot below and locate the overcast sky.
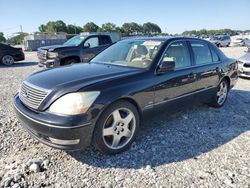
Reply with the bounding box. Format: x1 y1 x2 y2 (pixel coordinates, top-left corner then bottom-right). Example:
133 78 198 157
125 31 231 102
0 0 249 37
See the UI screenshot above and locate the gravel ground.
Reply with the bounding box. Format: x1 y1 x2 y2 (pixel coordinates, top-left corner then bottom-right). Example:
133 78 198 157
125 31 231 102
0 47 249 188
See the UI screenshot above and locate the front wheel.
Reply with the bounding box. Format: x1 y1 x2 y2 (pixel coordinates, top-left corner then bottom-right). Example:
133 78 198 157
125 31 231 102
208 79 229 108
2 55 15 66
92 100 140 155
62 59 78 66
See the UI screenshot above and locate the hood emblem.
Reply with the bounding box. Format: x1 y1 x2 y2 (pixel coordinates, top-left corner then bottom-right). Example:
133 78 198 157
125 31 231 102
23 89 29 98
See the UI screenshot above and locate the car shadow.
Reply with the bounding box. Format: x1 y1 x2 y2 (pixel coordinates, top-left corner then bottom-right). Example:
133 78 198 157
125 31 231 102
68 89 250 169
0 61 37 68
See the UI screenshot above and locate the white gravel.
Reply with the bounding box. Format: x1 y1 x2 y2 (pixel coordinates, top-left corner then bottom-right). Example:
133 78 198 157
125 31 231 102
0 47 249 187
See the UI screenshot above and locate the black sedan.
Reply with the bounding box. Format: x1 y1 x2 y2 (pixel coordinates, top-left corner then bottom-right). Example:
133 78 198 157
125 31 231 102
0 43 25 66
13 37 238 154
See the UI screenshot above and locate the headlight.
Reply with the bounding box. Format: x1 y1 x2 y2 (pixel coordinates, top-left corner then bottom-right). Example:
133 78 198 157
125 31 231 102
49 92 100 115
47 52 58 58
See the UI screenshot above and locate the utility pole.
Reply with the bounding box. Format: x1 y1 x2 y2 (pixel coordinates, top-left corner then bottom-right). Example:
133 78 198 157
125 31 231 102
20 25 23 33
74 24 76 34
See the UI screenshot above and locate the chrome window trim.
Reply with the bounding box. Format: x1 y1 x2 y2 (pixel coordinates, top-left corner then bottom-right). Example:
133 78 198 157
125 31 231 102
155 39 222 74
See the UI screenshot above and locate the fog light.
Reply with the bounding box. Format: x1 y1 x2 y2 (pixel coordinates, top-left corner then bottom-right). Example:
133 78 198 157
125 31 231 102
49 138 80 145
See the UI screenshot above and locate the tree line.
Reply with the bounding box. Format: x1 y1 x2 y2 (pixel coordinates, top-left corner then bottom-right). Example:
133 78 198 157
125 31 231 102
182 29 242 36
38 20 163 36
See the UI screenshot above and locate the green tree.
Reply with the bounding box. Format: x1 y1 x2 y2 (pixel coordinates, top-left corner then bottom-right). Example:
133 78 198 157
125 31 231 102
46 21 57 32
121 22 143 36
38 24 47 32
55 20 67 32
100 22 118 32
67 24 83 34
0 32 6 43
142 22 162 35
83 22 99 32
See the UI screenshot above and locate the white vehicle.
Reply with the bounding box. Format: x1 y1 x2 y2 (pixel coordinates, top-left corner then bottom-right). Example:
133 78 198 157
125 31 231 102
238 53 250 78
231 38 250 47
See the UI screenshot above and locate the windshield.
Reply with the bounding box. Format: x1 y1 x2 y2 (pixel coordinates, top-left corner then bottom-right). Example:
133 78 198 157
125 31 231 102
91 40 163 69
64 36 85 46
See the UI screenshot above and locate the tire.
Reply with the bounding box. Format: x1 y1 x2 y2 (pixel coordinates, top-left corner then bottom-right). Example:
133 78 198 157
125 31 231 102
92 100 140 155
1 55 15 66
62 59 78 66
208 79 229 108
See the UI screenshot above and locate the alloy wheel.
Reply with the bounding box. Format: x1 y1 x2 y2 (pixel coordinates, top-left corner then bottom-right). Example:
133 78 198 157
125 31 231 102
2 55 15 66
217 81 228 105
102 108 136 150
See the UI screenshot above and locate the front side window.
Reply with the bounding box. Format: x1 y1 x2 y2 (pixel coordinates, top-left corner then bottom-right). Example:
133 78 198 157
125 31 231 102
84 37 99 48
162 41 191 69
190 41 212 65
91 40 163 69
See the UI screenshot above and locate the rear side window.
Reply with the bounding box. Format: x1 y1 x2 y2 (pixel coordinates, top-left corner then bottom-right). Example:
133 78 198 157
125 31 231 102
162 41 191 69
100 36 112 45
190 41 213 65
210 46 220 62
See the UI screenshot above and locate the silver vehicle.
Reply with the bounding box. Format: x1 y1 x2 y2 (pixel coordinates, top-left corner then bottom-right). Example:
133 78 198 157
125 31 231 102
209 35 231 47
231 38 250 47
238 53 250 78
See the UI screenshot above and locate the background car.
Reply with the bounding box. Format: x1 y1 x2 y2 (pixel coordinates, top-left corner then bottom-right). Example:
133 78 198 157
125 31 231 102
209 35 231 47
0 43 25 66
231 38 250 46
238 52 250 78
14 37 238 155
37 32 121 68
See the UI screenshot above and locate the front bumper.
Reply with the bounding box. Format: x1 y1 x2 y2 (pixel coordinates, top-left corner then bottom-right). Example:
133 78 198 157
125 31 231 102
13 95 94 150
238 65 250 78
38 58 60 68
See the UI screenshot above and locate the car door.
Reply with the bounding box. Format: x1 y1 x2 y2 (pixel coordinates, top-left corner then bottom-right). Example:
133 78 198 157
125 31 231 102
188 40 221 91
80 36 102 62
154 40 198 106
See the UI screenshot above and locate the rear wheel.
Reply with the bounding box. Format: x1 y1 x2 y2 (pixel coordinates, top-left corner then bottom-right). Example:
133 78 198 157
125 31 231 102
208 79 229 108
2 55 15 66
92 100 140 155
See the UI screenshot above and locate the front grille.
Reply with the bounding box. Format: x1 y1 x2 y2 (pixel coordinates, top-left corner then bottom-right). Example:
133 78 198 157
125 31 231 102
19 82 49 109
243 71 250 75
37 50 47 60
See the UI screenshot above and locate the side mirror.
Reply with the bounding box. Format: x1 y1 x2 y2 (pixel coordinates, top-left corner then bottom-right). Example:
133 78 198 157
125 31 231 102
157 60 175 74
83 43 90 48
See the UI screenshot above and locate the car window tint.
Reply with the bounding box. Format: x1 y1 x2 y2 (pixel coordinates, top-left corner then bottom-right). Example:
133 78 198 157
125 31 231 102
210 47 220 62
101 36 111 45
84 37 99 48
163 41 191 69
190 41 213 65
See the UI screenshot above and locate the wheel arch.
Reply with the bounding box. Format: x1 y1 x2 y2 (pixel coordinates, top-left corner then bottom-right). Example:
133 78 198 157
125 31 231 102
61 56 81 65
221 76 230 88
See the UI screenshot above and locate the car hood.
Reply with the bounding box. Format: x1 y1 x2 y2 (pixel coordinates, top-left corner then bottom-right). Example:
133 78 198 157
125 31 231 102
25 63 142 91
239 53 250 63
39 44 76 51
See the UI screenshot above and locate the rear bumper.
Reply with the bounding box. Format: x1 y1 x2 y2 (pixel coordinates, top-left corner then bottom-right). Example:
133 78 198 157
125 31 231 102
38 58 60 68
13 94 94 150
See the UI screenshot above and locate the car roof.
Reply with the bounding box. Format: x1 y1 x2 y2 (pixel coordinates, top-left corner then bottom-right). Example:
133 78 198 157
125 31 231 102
122 36 208 43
